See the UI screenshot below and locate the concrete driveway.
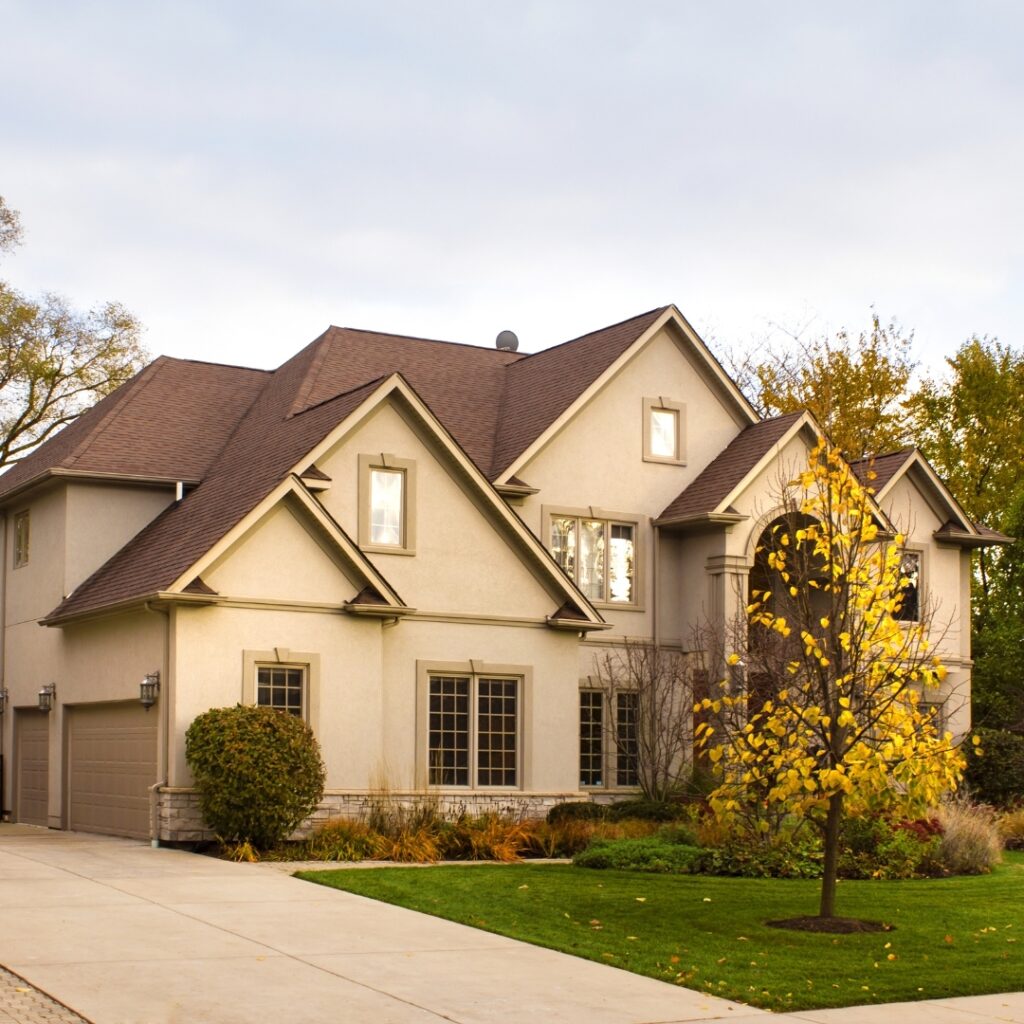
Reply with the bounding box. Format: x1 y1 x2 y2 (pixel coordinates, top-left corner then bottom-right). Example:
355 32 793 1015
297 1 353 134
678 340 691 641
0 825 1021 1024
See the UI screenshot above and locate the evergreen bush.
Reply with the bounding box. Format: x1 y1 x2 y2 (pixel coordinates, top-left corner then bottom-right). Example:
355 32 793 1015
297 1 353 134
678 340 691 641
185 705 325 849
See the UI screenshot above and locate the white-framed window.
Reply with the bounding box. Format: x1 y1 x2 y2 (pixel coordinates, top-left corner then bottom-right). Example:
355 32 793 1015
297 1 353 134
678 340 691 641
548 508 640 607
242 649 321 729
13 510 29 568
358 453 417 554
895 551 921 622
920 698 946 733
416 661 531 790
578 689 640 789
642 397 686 465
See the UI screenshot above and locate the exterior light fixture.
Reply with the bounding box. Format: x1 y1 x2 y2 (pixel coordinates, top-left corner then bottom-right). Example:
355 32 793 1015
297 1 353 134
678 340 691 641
0 688 8 714
38 683 56 713
139 672 160 710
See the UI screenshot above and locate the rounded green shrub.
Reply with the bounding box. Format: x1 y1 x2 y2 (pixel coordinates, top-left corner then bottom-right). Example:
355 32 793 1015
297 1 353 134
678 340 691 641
964 728 1024 807
605 798 684 822
546 800 607 824
185 705 326 850
573 837 704 873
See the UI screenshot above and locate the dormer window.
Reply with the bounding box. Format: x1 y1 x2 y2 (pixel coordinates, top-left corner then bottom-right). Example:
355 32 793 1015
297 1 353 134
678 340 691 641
643 398 685 464
13 510 29 568
359 454 417 554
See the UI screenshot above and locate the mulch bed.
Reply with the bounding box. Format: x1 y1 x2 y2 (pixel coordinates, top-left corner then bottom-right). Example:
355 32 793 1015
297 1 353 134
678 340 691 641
767 915 894 933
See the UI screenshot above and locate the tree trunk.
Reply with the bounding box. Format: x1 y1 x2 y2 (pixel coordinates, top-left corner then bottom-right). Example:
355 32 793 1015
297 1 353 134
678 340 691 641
819 792 845 918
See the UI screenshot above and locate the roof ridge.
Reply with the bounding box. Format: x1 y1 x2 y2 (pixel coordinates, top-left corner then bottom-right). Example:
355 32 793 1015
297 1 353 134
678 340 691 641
328 324 530 357
64 358 168 470
289 374 391 418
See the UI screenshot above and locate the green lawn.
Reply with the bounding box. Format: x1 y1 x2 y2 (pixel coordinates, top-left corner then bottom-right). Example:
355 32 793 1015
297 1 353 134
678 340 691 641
298 853 1024 1012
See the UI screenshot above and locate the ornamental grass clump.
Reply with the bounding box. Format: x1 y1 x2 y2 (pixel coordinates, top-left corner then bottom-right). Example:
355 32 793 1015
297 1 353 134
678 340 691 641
185 704 325 851
934 799 1003 874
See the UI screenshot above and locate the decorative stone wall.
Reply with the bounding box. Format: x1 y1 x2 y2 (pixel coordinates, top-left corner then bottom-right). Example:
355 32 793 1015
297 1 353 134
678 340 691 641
157 788 588 843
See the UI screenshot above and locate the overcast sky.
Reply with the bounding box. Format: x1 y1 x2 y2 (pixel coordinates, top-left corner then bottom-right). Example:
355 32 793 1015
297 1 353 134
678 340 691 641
2 1 1022 375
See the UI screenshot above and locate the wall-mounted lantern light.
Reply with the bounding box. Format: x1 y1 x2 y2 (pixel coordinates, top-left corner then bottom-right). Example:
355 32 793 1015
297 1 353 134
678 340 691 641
139 672 160 710
38 683 56 713
0 688 8 714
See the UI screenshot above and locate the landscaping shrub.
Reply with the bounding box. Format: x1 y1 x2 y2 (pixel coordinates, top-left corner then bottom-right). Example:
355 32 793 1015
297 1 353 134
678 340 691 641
696 835 823 879
605 798 684 822
185 704 325 850
655 822 699 846
573 837 704 873
442 813 533 861
838 815 942 880
545 801 607 824
998 806 1024 850
964 727 1024 807
304 818 383 861
934 799 1003 874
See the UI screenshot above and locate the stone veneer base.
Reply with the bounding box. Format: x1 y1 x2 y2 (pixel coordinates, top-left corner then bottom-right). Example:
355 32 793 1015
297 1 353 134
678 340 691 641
157 788 596 843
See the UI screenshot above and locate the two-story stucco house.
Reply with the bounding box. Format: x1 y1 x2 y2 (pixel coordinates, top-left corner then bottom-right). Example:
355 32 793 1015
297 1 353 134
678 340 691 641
0 305 1004 841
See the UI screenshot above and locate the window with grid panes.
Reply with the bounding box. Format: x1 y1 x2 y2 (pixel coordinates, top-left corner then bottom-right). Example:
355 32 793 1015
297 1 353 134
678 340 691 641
256 665 305 717
428 675 519 787
616 692 639 787
579 691 604 786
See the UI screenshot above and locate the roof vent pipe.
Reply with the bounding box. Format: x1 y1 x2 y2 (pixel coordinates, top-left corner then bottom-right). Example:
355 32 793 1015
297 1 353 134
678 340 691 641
175 481 184 502
496 330 519 352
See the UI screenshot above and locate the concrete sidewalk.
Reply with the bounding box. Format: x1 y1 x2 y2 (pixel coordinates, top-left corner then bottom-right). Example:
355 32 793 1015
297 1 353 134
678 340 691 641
0 825 1021 1024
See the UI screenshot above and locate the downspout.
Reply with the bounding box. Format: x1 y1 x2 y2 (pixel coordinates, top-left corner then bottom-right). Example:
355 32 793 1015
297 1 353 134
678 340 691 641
652 522 659 646
0 511 6 818
144 599 171 847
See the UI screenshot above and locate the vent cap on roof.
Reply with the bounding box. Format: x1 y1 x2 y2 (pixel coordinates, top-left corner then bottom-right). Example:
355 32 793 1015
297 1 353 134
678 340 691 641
496 330 519 352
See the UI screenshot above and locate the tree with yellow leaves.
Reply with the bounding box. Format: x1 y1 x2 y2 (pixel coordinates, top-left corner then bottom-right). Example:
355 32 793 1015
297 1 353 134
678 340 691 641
696 441 967 922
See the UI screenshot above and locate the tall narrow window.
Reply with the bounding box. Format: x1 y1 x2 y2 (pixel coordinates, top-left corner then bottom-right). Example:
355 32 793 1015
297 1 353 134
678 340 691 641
550 514 636 605
477 678 518 786
428 676 470 786
360 454 417 554
895 552 920 622
649 408 679 459
370 468 404 545
579 691 603 786
616 692 639 787
13 510 29 568
256 665 305 718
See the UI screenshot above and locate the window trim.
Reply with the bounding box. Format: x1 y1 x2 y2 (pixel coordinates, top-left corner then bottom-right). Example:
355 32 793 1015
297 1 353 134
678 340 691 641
415 659 532 791
642 397 686 465
542 504 645 611
242 648 321 731
358 453 417 555
577 685 641 791
13 509 29 569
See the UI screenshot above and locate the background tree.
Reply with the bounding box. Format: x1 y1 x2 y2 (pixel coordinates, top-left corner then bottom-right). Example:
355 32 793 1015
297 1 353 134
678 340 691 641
0 194 146 469
728 314 915 460
589 640 695 801
696 442 965 922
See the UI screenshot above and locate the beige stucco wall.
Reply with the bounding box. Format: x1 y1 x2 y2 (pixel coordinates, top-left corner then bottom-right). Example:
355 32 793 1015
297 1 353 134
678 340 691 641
315 401 562 620
64 483 174 597
4 483 67 628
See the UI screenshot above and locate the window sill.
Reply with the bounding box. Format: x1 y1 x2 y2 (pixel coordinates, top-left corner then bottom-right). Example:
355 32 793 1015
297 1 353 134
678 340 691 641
642 454 687 467
362 543 416 557
591 601 646 613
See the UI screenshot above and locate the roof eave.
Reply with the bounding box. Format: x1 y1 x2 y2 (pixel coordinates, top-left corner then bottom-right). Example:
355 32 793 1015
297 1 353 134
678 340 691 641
40 590 218 628
653 512 749 532
0 468 197 507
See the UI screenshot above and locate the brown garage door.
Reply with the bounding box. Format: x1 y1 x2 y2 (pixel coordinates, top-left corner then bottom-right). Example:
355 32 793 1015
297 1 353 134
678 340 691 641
16 709 50 826
67 702 158 839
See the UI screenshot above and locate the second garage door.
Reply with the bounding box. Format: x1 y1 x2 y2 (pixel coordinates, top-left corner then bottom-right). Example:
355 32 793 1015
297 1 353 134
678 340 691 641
16 709 50 826
67 702 158 839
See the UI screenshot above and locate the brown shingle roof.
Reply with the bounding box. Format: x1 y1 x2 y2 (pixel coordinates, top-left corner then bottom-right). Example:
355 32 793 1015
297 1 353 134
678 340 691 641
848 448 915 493
658 411 805 522
0 357 270 501
489 307 668 477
